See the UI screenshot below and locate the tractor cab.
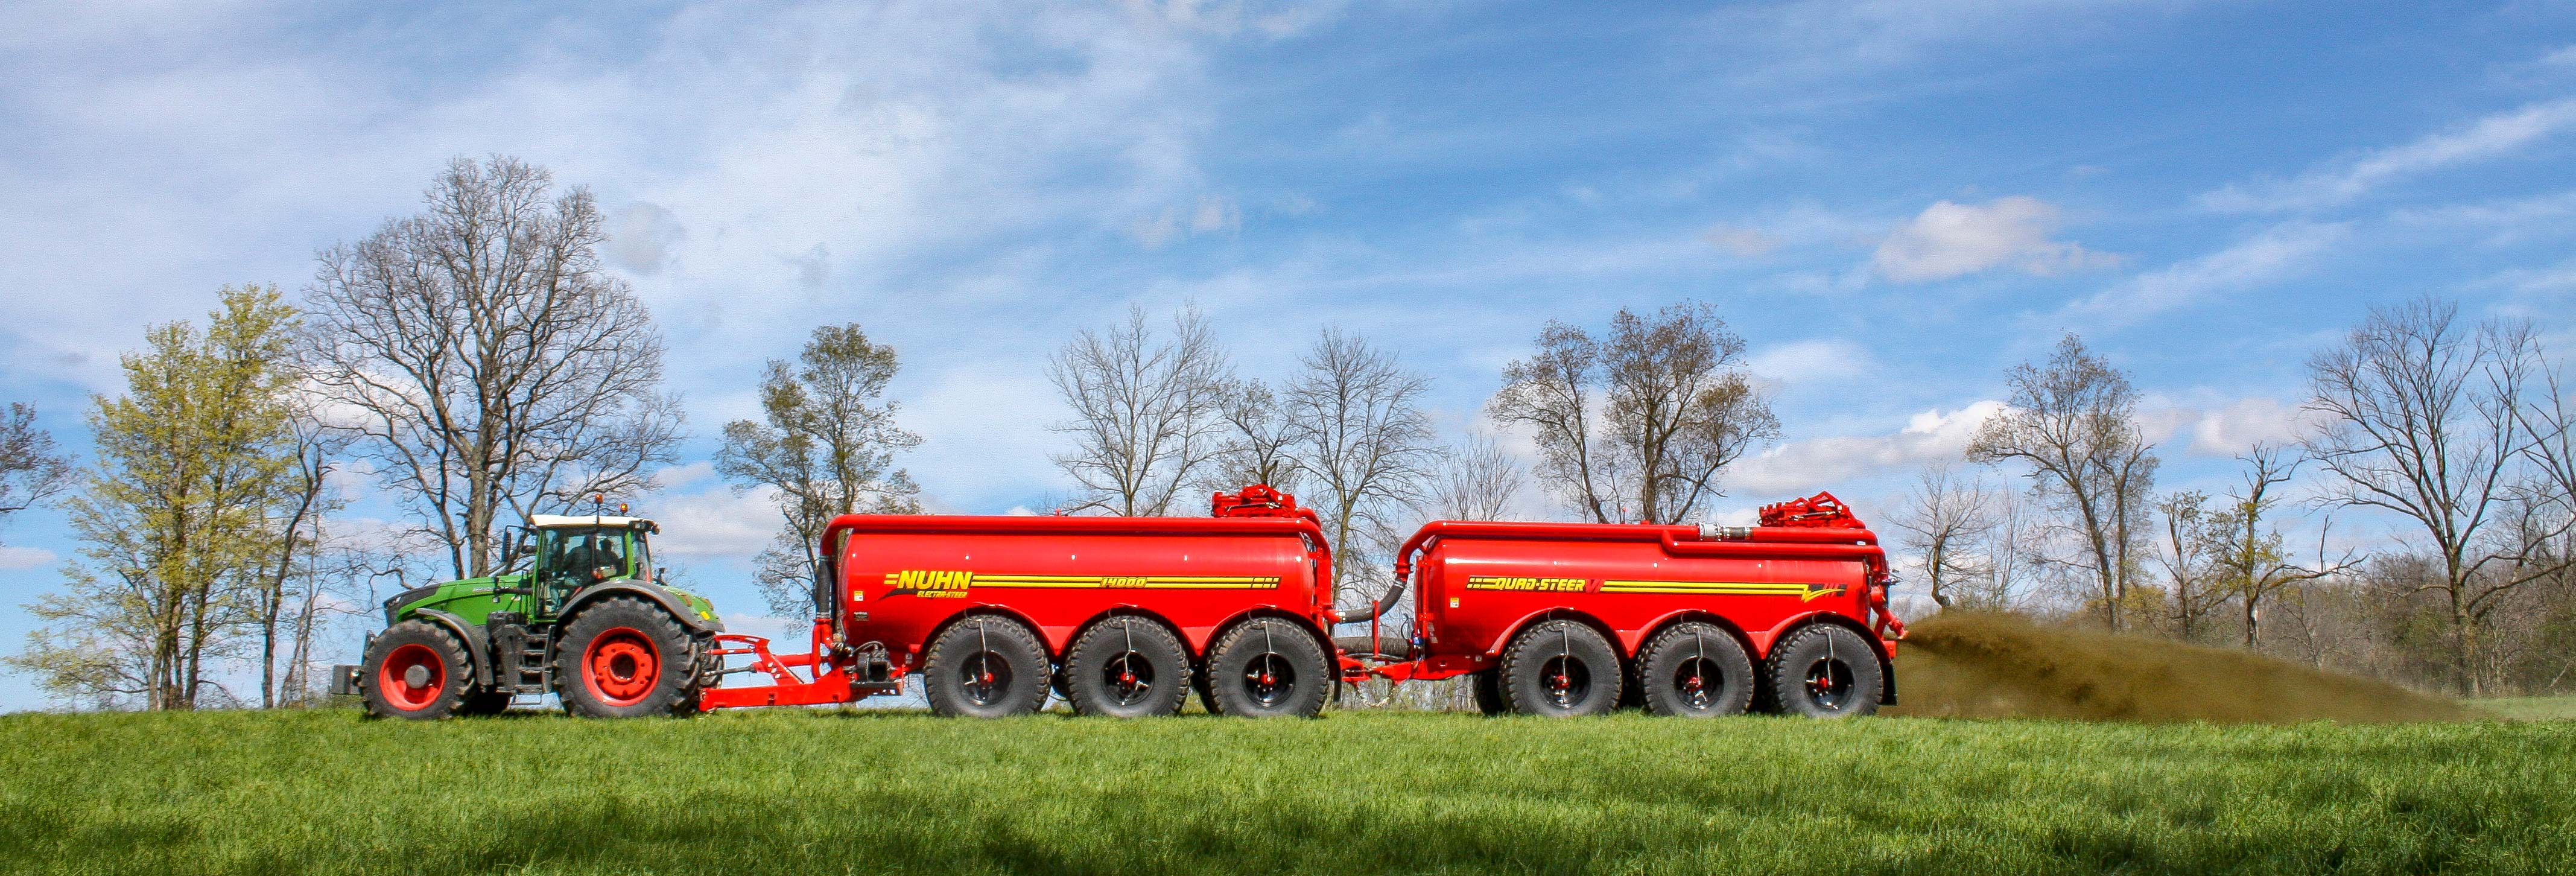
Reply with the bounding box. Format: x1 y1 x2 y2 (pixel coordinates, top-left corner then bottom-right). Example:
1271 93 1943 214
519 513 659 618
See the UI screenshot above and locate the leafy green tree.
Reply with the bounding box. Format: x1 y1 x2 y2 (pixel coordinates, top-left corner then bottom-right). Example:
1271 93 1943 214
717 323 922 617
8 287 303 709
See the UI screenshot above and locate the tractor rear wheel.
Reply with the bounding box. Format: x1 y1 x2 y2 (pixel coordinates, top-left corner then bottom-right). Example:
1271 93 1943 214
1064 618 1190 718
1639 622 1756 717
1499 620 1622 717
1203 618 1328 718
1766 624 1882 719
556 597 703 718
362 621 474 720
924 616 1050 718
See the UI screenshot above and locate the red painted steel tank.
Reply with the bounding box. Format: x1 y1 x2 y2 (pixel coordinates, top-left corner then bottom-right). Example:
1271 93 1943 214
1361 492 1906 718
831 494 1331 661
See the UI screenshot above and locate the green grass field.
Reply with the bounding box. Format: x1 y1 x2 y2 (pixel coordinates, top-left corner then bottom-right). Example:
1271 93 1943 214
3 709 2572 875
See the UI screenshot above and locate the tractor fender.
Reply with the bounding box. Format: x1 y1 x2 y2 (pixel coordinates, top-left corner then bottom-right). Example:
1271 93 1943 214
411 608 493 688
559 582 725 636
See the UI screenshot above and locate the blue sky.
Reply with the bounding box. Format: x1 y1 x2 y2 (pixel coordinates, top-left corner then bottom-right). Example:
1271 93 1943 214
4 1 2575 708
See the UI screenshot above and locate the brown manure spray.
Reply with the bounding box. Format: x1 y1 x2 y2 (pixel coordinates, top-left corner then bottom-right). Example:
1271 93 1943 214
1882 612 2467 723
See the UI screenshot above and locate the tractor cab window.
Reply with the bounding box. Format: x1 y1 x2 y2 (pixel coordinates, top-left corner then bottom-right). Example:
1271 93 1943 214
542 527 630 584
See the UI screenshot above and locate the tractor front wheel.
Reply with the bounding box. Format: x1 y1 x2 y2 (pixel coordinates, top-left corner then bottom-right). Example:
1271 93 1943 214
362 621 474 720
556 597 703 718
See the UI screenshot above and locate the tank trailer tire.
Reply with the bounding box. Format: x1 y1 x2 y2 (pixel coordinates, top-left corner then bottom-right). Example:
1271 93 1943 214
1065 618 1191 718
556 596 703 718
924 616 1051 718
1639 622 1756 717
1470 668 1507 716
1204 619 1329 719
361 620 475 720
1767 624 1882 719
1499 620 1622 717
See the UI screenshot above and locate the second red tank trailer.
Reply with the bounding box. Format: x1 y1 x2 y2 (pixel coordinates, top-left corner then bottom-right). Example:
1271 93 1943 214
698 485 1905 719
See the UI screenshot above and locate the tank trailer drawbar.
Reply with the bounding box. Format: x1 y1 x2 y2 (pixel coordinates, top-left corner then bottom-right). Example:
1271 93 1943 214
341 486 1903 719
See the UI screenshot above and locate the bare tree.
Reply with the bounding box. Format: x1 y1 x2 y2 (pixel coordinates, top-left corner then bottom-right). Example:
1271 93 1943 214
2302 298 2563 694
1208 378 1300 493
1892 464 1995 610
2212 445 2352 650
308 156 683 580
1960 488 2045 611
1489 301 1777 524
1967 334 2160 630
717 323 924 616
1047 303 1233 516
0 403 71 537
1427 431 1527 521
252 414 344 708
1284 329 1437 618
2151 490 2228 641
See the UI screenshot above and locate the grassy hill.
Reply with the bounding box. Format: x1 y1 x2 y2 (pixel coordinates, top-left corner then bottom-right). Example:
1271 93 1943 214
1 708 2569 875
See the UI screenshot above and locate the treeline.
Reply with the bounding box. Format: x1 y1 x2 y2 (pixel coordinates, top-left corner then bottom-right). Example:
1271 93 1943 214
12 153 2556 709
2 158 697 709
1896 305 2576 697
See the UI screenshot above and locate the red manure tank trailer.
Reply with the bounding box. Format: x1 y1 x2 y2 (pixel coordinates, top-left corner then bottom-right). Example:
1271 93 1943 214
696 486 1899 719
1343 492 1906 718
704 485 1390 718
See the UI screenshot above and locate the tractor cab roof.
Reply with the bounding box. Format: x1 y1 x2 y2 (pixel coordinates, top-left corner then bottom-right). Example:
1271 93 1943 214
529 513 659 533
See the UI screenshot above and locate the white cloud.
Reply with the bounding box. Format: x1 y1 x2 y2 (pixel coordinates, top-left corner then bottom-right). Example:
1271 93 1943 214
1702 222 1780 257
0 546 59 571
2201 98 2576 213
2057 221 2345 327
1722 401 2005 497
1746 338 1875 385
604 202 686 276
1871 197 2115 283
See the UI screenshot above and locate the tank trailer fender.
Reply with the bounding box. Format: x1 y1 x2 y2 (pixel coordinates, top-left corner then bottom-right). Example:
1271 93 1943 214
1482 609 1623 660
560 582 724 636
1069 608 1195 656
1635 611 1757 657
919 606 1052 664
411 608 493 688
1213 608 1334 657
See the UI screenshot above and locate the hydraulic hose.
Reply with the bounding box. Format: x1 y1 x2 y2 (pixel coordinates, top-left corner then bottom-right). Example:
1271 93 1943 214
1327 581 1404 624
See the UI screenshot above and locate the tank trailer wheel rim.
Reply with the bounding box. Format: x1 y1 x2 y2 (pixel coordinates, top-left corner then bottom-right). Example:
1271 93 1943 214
1102 652 1156 706
1240 652 1295 708
1674 657 1724 710
583 627 664 707
376 643 448 712
963 652 1015 706
1803 656 1856 712
1540 654 1592 709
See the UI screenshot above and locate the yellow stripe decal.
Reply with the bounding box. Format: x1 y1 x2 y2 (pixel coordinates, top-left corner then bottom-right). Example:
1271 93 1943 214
1599 580 1845 601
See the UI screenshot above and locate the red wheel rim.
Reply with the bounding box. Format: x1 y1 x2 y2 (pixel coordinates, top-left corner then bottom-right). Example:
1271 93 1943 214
377 643 446 711
583 627 661 706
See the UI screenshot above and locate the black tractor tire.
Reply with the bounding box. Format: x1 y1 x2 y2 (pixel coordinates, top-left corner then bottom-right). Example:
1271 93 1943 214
1639 622 1756 718
1499 620 1623 717
458 690 515 717
1470 668 1507 716
1767 624 1883 719
1064 617 1191 718
361 620 475 720
924 616 1052 718
555 597 703 718
1203 618 1330 719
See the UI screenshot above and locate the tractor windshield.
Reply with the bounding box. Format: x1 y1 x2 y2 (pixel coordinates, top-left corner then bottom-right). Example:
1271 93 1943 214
543 527 631 583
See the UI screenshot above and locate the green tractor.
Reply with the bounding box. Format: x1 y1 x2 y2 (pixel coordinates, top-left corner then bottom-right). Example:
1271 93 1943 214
331 512 726 719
